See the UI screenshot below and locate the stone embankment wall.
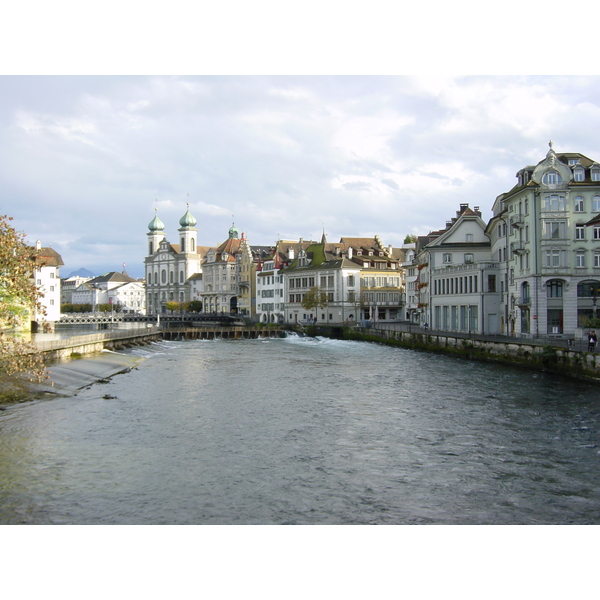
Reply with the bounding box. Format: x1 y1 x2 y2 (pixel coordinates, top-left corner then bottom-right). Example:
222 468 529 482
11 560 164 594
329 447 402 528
35 329 162 361
304 325 600 382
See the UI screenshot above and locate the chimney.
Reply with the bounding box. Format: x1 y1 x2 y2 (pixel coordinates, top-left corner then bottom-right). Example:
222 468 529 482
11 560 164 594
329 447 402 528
348 247 353 260
288 246 295 260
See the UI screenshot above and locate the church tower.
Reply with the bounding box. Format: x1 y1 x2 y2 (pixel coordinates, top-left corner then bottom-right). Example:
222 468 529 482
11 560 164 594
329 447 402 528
178 204 198 254
147 209 165 255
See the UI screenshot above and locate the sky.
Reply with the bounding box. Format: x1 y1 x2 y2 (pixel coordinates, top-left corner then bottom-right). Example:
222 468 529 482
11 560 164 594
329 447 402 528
5 74 600 279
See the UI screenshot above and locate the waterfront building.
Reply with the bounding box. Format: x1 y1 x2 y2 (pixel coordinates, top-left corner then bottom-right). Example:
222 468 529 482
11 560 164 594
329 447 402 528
341 236 405 322
144 206 210 314
282 234 360 324
280 234 403 325
33 241 64 331
256 239 316 323
198 224 242 314
238 236 271 319
418 205 500 334
487 142 600 337
61 275 91 305
72 271 145 313
402 243 419 322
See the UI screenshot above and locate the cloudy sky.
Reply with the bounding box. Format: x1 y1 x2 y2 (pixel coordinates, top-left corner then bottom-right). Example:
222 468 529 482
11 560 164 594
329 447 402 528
3 75 600 278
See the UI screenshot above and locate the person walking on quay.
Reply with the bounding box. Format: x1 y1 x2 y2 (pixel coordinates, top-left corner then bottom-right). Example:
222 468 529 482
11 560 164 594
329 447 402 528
588 330 597 352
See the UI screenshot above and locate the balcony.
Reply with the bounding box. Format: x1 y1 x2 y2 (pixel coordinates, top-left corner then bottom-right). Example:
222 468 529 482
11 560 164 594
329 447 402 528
516 296 531 307
510 213 525 228
510 241 525 255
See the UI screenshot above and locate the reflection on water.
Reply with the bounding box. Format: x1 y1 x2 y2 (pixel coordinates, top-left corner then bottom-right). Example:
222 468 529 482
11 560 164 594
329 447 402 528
1 335 599 524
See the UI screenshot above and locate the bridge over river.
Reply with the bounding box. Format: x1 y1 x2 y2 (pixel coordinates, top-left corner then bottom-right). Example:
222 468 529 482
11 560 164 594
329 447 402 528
58 313 246 326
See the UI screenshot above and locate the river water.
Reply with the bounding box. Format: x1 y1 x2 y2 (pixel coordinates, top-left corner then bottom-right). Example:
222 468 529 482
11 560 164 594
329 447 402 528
1 334 599 524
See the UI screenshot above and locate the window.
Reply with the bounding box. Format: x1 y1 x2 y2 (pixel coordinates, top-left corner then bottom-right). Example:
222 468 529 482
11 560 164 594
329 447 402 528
347 275 355 287
592 169 600 182
574 169 585 182
544 221 567 239
545 249 566 268
576 251 586 268
594 227 600 240
443 253 452 264
576 226 586 240
522 281 530 303
488 274 496 293
595 253 600 268
574 196 584 212
593 196 600 212
466 233 473 242
542 171 562 185
543 195 565 211
464 253 474 264
547 280 563 298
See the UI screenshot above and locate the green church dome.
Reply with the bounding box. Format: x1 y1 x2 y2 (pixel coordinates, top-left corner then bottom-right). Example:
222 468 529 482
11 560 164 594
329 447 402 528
148 210 165 232
179 204 197 228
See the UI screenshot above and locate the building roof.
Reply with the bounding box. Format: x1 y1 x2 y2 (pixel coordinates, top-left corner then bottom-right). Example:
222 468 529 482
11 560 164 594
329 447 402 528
88 271 137 285
35 246 64 268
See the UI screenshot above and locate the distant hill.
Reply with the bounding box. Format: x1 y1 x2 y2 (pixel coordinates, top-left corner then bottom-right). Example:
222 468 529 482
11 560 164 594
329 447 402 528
66 268 96 278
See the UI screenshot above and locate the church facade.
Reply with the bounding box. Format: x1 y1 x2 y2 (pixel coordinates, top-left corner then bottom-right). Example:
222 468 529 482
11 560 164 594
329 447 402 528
144 206 207 315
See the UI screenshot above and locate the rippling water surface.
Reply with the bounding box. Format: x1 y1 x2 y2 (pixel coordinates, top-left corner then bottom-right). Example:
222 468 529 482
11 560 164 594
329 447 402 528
1 335 599 524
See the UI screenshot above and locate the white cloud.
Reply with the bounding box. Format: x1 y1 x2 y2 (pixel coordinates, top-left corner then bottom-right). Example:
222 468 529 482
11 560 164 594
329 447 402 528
3 75 600 277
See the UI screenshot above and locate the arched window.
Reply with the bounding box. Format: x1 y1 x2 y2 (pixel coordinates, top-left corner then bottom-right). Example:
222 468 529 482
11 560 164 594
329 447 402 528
180 271 184 283
577 280 600 297
542 170 562 185
547 280 563 298
161 269 167 284
169 271 174 283
149 241 153 255
191 238 195 252
154 272 158 285
181 237 186 252
521 281 530 303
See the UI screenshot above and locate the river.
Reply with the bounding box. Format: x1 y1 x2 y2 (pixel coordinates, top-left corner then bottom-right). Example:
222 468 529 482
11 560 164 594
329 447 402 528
0 334 599 524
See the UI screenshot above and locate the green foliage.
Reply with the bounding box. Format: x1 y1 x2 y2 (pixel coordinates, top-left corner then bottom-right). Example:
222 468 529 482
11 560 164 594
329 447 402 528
186 301 203 313
61 303 92 313
301 286 329 311
165 301 181 313
404 234 417 243
582 317 600 329
0 214 47 387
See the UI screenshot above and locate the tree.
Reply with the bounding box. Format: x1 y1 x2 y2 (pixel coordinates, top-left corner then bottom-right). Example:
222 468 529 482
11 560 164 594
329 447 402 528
165 301 180 314
187 301 203 313
0 214 48 396
404 234 417 243
302 286 329 312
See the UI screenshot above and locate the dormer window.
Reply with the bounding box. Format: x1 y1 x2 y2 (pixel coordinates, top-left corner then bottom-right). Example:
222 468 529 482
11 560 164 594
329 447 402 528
542 170 562 185
574 168 585 182
357 250 362 256
592 169 600 182
368 250 373 256
569 158 580 166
